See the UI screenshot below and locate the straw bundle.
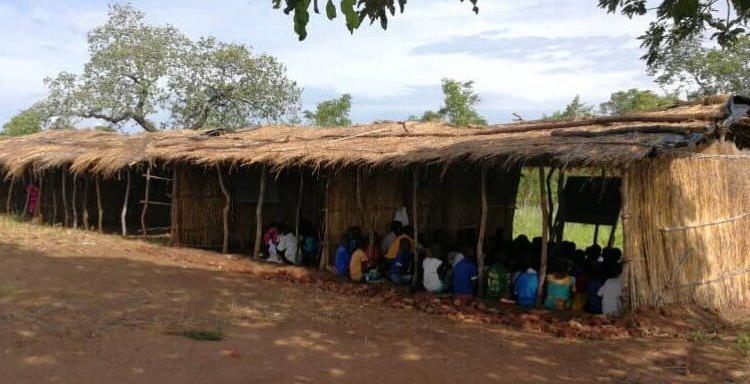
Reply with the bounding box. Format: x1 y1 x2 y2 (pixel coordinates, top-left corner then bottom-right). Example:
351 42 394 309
622 141 750 309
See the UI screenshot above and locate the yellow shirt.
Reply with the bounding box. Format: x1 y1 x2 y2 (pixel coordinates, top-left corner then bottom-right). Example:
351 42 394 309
384 234 414 260
350 249 367 281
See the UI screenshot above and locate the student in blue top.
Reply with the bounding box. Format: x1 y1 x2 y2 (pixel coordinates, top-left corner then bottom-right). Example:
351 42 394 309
334 234 352 276
390 238 413 284
513 254 539 308
452 248 478 298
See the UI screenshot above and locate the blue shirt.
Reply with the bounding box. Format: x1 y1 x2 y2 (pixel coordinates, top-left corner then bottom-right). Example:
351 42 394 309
334 246 351 276
586 279 604 314
452 259 478 296
391 251 413 276
514 270 539 307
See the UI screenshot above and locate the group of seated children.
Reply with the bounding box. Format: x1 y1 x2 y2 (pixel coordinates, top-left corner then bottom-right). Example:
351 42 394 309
496 236 623 315
260 222 319 266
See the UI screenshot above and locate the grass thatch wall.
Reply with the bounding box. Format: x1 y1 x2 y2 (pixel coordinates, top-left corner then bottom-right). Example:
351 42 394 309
172 165 225 249
622 141 750 309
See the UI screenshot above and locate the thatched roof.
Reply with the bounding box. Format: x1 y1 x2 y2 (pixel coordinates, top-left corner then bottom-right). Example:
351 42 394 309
1 95 747 178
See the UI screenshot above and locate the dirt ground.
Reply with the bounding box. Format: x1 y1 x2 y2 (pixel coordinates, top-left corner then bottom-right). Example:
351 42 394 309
0 218 748 384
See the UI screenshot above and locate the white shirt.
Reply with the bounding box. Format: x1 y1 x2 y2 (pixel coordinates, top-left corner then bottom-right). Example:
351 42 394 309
393 207 409 226
598 277 622 315
276 233 299 264
422 257 444 292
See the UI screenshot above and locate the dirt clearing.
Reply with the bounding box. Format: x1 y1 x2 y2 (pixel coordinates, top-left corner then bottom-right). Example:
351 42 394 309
0 218 747 383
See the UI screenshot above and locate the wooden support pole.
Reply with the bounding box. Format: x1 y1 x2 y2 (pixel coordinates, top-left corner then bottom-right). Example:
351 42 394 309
51 174 58 224
545 167 555 230
96 177 103 233
607 219 619 248
21 175 29 218
216 164 231 254
319 177 331 270
252 165 267 259
82 176 89 230
121 170 130 236
141 165 151 236
294 172 304 262
553 168 566 246
476 168 488 295
61 170 69 226
537 167 550 306
72 174 78 229
411 168 421 288
170 166 179 245
593 224 600 245
5 178 13 214
36 172 44 221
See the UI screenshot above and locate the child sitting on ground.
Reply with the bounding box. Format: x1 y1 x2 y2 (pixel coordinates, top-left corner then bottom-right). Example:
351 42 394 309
349 237 368 282
422 245 449 293
452 248 478 298
544 260 576 310
334 234 351 276
513 254 539 308
598 262 623 316
390 238 413 284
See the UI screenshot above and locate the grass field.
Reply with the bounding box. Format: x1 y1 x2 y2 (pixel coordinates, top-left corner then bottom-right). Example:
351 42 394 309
512 204 623 249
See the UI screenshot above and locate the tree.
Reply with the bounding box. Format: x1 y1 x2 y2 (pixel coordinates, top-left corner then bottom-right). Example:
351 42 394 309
170 37 301 129
2 104 45 136
303 94 352 126
412 79 486 125
45 4 301 132
600 0 750 64
274 1 750 66
544 95 595 120
272 0 479 40
646 36 750 98
599 89 678 115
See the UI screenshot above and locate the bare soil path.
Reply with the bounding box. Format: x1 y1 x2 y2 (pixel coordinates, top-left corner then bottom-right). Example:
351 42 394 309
0 218 747 383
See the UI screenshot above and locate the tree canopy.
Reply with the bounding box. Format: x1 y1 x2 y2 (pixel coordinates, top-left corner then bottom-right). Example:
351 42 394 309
413 79 487 125
45 4 300 132
544 96 595 120
303 94 352 126
273 0 750 66
1 104 45 137
599 89 677 115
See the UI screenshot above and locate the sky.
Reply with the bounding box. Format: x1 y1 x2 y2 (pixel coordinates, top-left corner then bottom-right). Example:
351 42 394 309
0 0 659 128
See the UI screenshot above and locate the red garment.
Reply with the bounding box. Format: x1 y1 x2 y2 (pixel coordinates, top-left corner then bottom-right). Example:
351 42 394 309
263 227 279 245
26 185 39 214
365 243 382 268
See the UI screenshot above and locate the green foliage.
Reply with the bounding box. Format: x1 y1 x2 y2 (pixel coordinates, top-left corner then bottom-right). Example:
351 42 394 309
543 95 595 120
45 4 300 132
272 0 478 40
182 329 224 341
735 332 750 357
413 79 486 125
647 36 750 98
599 89 678 115
2 105 45 136
600 0 750 65
303 94 352 126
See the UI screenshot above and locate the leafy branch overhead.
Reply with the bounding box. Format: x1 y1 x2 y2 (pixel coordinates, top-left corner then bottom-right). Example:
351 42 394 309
272 0 479 40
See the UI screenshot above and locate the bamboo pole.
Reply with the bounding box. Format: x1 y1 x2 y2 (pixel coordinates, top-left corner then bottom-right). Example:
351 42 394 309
121 170 130 236
96 177 103 233
72 174 78 229
411 168 421 288
294 172 304 262
141 165 151 236
319 176 331 270
476 168 488 295
537 167 550 305
252 165 267 259
61 170 69 226
216 164 231 254
5 178 13 214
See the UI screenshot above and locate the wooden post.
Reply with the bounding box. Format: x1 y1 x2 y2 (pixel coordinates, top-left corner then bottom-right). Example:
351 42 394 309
141 165 151 236
319 176 331 270
411 168 421 288
170 166 179 245
216 164 231 254
95 176 103 233
476 168 488 295
61 170 69 226
536 167 550 305
121 170 130 236
294 171 304 262
5 178 13 214
36 172 44 221
252 165 267 259
21 175 29 218
607 218 619 248
593 224 600 245
82 176 89 230
51 174 58 224
72 174 78 229
553 168 566 246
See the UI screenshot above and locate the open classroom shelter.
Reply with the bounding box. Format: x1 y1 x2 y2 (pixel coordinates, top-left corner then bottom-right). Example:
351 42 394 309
1 95 749 311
